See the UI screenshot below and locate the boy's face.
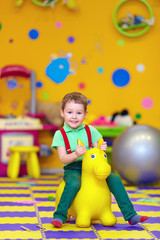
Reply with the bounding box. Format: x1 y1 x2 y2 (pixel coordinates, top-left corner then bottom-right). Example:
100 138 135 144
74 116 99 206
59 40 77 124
61 100 87 129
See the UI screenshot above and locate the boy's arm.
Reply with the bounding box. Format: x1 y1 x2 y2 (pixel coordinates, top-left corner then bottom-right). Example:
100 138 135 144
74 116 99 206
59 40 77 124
57 145 86 164
89 125 107 151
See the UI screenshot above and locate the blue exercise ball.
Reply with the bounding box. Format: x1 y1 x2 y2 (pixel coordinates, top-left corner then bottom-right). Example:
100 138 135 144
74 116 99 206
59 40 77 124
112 125 160 185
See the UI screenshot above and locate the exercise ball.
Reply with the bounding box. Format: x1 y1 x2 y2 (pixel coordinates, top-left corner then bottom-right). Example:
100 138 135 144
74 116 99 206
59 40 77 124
112 125 160 185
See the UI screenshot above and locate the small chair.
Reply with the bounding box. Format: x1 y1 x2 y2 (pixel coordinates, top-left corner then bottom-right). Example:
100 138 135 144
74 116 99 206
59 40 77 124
7 146 40 179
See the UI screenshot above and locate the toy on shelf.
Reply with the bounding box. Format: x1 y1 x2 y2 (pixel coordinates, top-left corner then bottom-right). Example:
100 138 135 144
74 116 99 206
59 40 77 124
62 0 78 10
24 100 63 127
0 116 42 130
42 0 58 8
118 12 155 29
31 0 77 10
106 109 135 127
0 64 58 177
0 65 36 115
55 138 117 227
113 0 155 37
42 0 56 8
39 143 53 157
90 116 117 127
31 0 58 7
15 0 24 8
84 110 134 128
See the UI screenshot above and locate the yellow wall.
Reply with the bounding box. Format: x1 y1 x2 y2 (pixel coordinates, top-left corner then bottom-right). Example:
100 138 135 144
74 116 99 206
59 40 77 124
0 0 160 169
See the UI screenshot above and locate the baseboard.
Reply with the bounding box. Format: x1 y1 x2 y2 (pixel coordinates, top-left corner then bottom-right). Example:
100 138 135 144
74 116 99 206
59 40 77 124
41 168 64 174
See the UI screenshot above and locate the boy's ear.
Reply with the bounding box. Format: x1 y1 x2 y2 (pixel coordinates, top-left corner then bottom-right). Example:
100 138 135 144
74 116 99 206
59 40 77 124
60 109 64 117
84 110 88 119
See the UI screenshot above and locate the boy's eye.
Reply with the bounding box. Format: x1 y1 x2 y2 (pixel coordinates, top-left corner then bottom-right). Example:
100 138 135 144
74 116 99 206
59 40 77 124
68 111 72 114
77 112 82 115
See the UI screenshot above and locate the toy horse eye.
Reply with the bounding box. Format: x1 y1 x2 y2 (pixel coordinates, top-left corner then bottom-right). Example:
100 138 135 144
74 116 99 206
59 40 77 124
104 154 107 158
91 154 96 159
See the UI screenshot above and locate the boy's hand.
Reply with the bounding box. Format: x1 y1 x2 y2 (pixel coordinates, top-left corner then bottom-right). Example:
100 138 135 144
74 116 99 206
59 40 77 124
75 145 86 158
100 142 107 152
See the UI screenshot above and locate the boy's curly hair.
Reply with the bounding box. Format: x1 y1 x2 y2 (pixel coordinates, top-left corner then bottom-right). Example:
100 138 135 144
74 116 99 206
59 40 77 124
62 92 88 112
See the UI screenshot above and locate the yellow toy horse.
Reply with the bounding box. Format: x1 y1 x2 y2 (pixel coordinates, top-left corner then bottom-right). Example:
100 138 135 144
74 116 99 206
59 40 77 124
55 138 117 227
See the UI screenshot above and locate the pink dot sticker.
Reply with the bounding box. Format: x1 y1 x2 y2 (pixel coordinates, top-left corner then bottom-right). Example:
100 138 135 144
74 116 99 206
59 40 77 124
142 97 153 109
55 22 62 28
78 83 85 89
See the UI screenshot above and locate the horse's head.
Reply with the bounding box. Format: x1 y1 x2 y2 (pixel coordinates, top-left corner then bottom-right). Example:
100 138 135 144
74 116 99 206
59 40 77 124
78 138 111 179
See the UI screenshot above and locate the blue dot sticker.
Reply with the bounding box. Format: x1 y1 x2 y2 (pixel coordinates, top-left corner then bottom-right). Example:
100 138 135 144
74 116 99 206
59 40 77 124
68 36 75 43
88 99 91 105
112 69 130 87
29 29 39 40
97 67 104 74
36 81 43 88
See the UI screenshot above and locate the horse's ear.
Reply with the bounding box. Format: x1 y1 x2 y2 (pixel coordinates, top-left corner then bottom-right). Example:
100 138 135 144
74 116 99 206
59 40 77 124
97 138 104 149
77 139 85 146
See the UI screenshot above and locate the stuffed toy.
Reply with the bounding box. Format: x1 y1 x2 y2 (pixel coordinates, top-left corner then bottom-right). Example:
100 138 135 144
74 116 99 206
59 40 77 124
118 12 155 29
106 109 136 127
24 100 63 127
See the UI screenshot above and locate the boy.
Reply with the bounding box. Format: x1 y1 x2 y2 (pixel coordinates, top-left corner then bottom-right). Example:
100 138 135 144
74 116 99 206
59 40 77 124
51 92 148 228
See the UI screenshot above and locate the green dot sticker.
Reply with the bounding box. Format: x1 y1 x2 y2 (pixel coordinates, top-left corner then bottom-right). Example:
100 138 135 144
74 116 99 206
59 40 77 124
42 92 49 100
118 39 125 46
135 113 141 119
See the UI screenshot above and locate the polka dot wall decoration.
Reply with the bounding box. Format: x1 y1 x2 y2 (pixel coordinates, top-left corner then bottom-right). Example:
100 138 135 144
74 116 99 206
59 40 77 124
142 97 153 109
68 36 75 43
42 92 49 100
78 83 85 89
55 22 62 29
81 57 86 64
29 29 39 40
135 113 141 119
112 68 130 87
136 64 145 72
118 39 125 46
36 81 43 88
66 52 72 58
97 67 104 74
88 99 91 105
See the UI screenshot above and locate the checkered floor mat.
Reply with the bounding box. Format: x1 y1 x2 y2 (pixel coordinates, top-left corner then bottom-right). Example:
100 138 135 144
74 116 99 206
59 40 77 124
0 175 160 240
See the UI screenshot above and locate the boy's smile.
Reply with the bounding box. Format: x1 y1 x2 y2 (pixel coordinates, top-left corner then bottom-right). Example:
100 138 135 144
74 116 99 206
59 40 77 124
61 100 87 129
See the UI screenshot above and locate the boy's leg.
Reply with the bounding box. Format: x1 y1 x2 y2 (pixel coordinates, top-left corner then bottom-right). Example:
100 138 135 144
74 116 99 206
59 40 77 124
53 169 81 225
106 172 137 220
106 172 148 224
